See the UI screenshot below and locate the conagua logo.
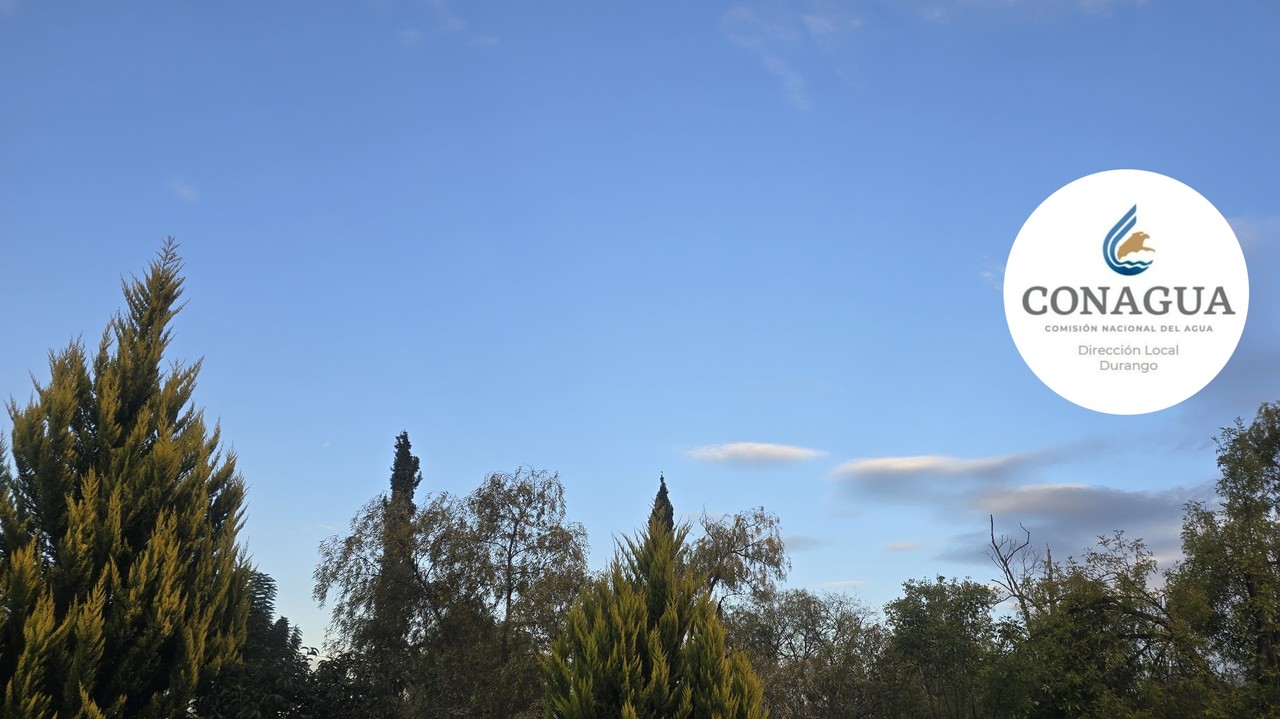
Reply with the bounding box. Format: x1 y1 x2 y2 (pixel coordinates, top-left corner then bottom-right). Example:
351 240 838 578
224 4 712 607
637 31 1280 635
1003 169 1249 415
1103 205 1154 276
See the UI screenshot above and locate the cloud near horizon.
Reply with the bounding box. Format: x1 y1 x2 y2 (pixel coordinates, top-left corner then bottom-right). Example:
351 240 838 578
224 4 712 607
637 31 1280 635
935 480 1214 567
831 451 1040 481
831 441 1213 571
784 533 827 552
687 441 828 465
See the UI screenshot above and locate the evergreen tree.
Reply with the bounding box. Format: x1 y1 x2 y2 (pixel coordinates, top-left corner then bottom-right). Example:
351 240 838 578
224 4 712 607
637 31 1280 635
651 473 674 534
388 431 422 505
544 478 764 719
370 432 422 678
314 432 427 718
0 241 251 717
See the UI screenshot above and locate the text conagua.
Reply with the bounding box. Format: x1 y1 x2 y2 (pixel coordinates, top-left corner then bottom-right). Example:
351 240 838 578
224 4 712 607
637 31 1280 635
1021 285 1234 316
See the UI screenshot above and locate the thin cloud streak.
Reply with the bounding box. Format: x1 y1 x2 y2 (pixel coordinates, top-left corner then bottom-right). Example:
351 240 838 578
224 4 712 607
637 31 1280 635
721 6 812 111
981 260 1005 290
831 452 1035 479
427 0 464 33
1229 215 1280 248
687 442 828 465
830 439 1211 571
721 0 1149 112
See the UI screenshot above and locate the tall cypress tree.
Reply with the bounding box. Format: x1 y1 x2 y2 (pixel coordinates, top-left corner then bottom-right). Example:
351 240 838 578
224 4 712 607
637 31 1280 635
544 478 764 719
0 241 250 717
651 473 674 534
367 430 423 704
387 431 422 506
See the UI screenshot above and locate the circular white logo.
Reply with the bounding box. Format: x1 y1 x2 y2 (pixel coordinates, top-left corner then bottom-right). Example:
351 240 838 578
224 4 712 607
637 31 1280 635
1003 170 1249 415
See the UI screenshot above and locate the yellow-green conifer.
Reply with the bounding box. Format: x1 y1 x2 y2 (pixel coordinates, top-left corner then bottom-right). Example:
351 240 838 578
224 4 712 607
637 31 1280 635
0 241 250 717
543 479 765 719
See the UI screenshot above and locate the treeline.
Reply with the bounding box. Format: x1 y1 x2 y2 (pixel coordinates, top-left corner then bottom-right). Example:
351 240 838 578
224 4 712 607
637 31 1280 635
2 246 1280 718
304 440 787 717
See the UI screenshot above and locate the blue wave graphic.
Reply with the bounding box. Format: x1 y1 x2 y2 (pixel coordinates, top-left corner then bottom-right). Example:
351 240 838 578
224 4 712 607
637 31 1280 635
1103 205 1151 276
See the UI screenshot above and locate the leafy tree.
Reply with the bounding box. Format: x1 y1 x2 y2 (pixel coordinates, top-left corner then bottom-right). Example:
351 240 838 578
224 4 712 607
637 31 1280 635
0 241 251 717
1010 537 1177 719
469 467 588 717
193 571 311 718
884 576 1001 719
691 506 789 610
315 446 476 718
299 649 392 719
726 588 894 719
543 479 765 719
1178 401 1280 713
987 520 1217 719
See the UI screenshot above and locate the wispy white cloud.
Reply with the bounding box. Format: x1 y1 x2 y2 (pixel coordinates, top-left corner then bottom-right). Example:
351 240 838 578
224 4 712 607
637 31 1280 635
760 55 809 110
981 260 1005 289
402 1 493 47
427 0 464 33
885 541 922 552
799 13 838 37
832 452 1034 480
722 0 1149 105
1229 215 1280 248
168 179 198 202
830 449 1068 508
721 6 812 111
687 441 828 465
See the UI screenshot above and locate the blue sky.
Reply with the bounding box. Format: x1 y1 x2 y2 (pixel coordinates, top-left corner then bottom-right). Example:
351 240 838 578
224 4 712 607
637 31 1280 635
3 0 1278 648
